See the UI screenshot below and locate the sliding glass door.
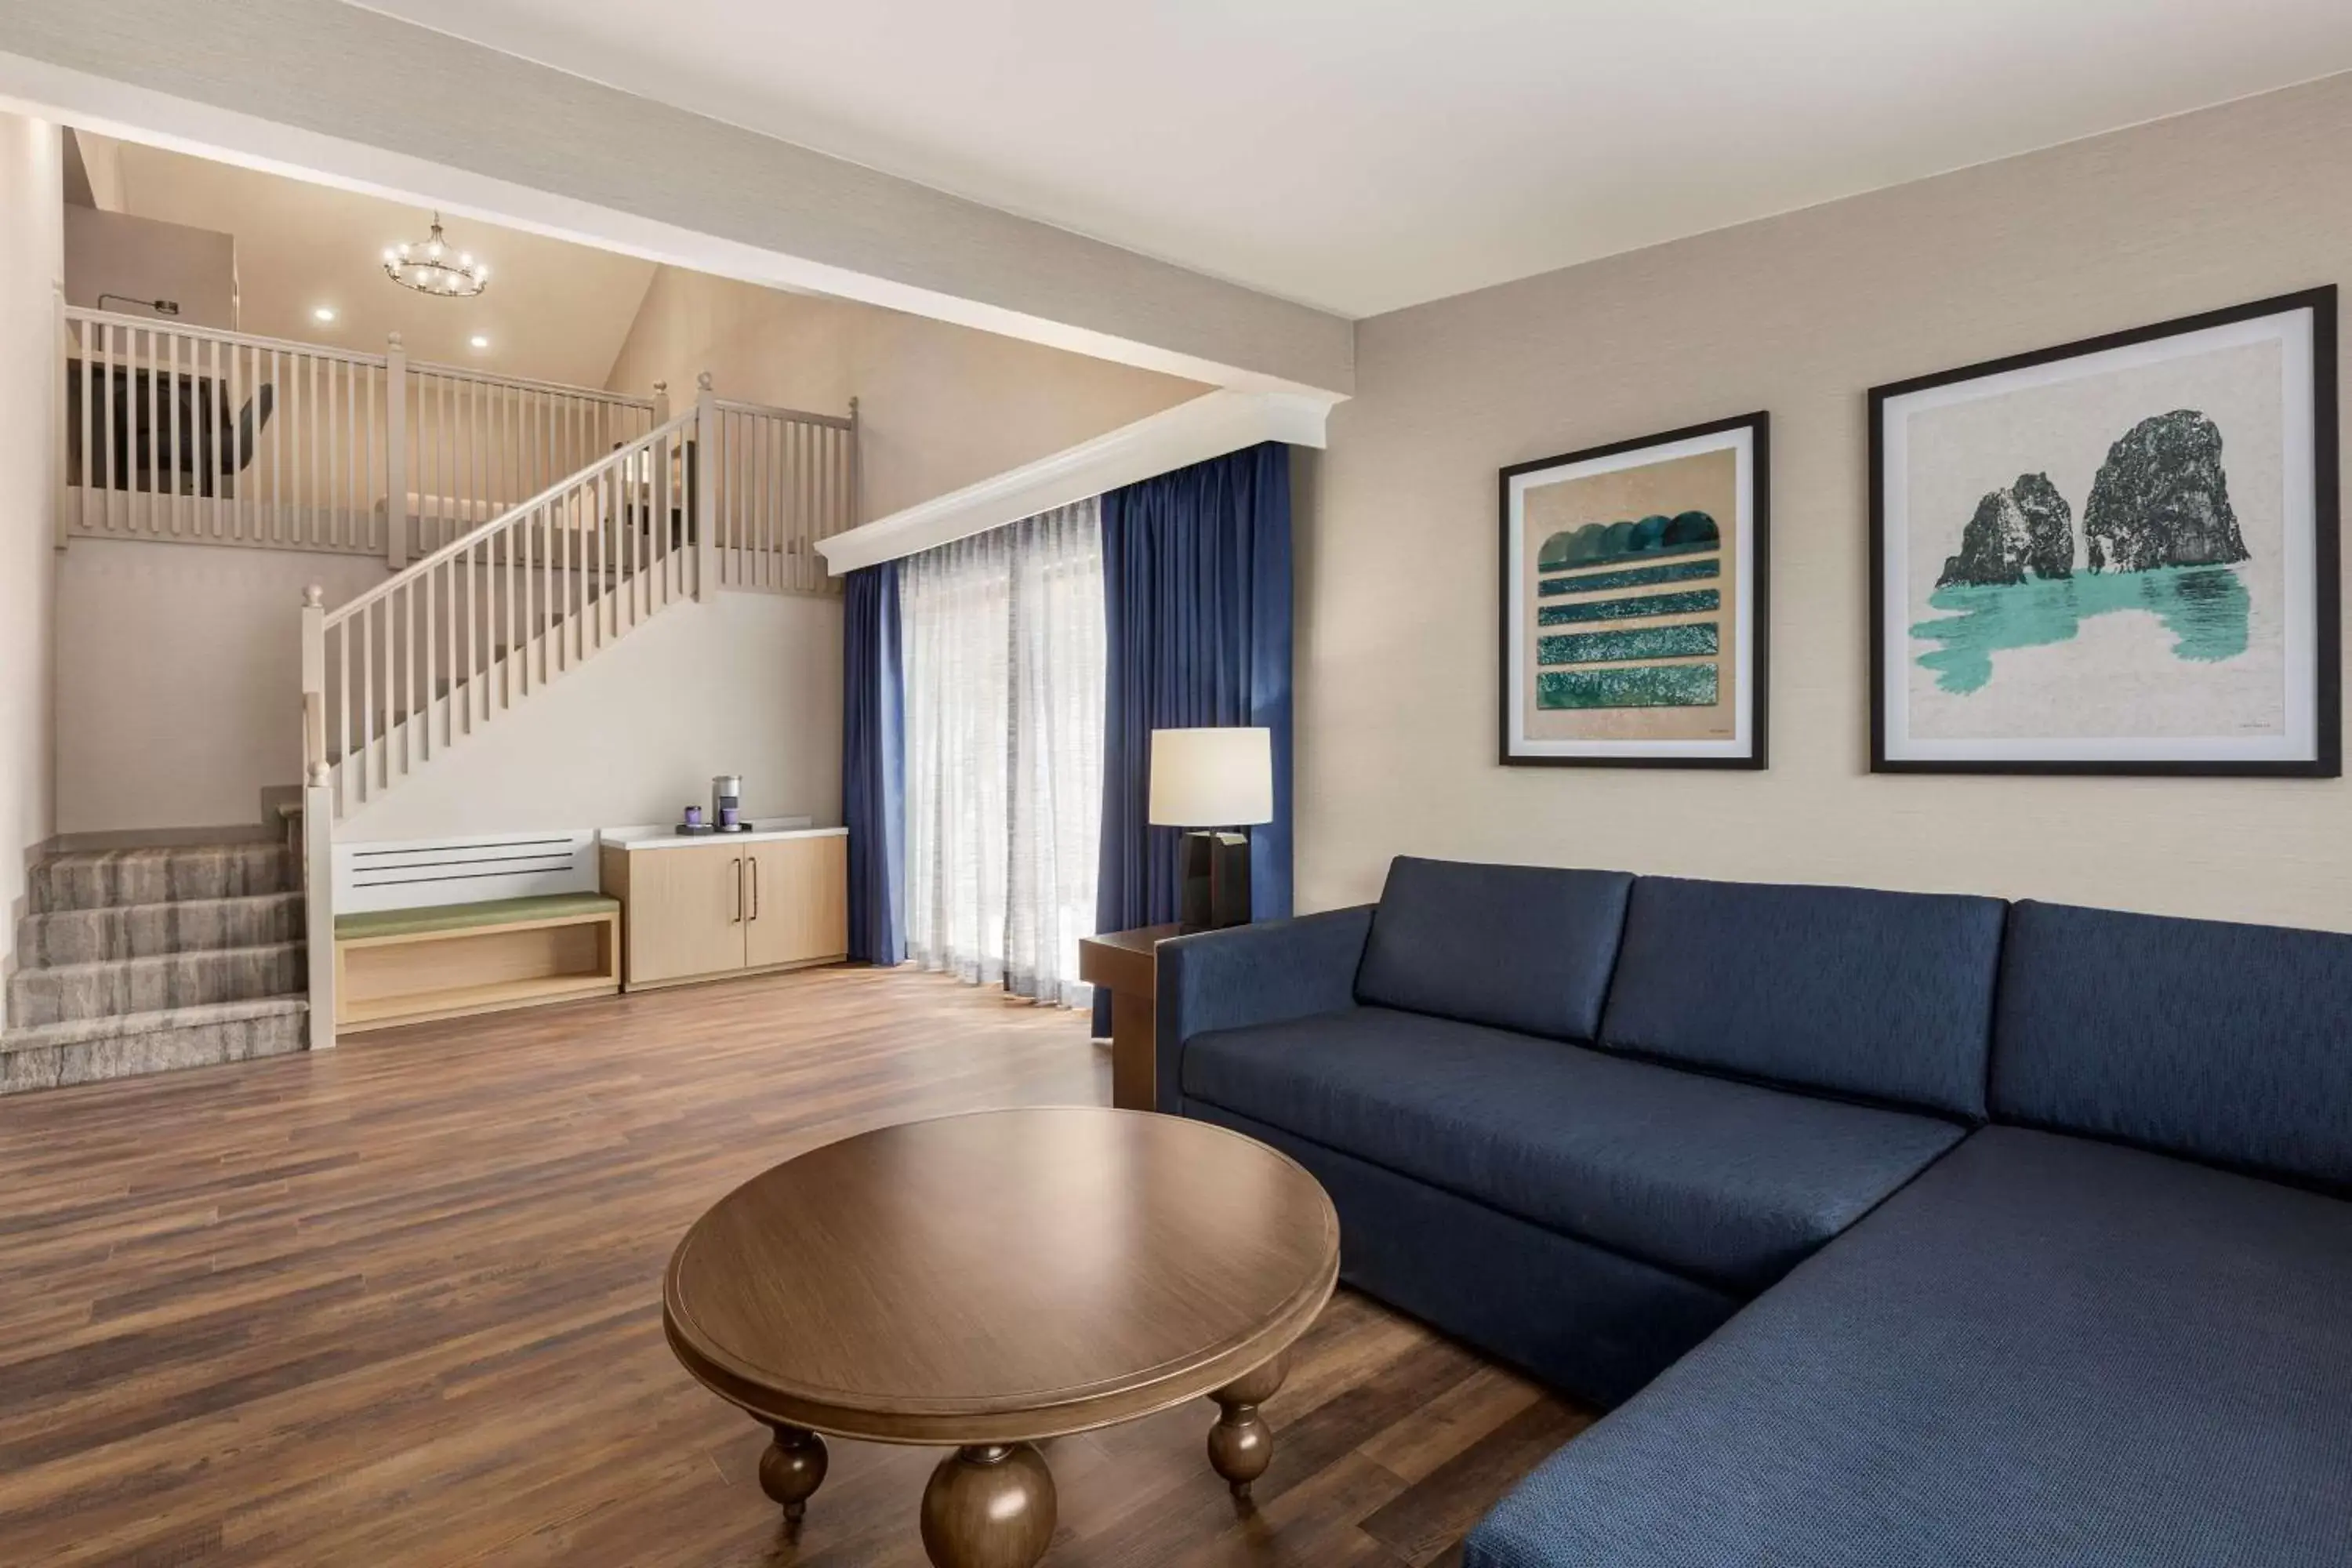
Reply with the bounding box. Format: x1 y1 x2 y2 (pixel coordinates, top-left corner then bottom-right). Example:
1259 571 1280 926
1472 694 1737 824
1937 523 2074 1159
900 501 1104 1007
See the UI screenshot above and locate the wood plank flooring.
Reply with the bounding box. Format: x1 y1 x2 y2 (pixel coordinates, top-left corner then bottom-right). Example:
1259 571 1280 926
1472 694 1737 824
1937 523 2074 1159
0 966 1592 1566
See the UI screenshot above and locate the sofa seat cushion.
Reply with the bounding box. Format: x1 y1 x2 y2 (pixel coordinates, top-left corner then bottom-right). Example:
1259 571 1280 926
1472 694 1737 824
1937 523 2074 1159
1466 1127 2352 1568
1180 1007 1963 1295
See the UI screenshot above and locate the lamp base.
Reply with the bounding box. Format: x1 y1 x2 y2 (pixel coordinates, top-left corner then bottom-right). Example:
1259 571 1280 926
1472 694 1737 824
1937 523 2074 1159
1179 831 1252 932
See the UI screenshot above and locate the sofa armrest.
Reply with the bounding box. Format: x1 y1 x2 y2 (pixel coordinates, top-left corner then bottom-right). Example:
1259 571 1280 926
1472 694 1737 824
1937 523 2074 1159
1154 905 1374 1114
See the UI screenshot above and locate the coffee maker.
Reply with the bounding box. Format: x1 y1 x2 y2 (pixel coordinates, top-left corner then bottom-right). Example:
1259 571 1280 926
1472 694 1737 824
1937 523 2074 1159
711 774 747 833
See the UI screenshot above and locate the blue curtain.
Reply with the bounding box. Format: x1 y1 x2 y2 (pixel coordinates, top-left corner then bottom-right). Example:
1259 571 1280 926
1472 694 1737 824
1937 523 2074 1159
842 561 906 965
1093 441 1294 1033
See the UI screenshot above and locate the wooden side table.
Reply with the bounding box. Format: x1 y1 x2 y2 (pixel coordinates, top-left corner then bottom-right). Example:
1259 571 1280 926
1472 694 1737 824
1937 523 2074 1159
1079 923 1182 1111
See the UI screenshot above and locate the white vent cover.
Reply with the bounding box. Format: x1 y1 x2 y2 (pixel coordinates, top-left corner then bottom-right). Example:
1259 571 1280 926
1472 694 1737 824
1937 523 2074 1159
334 829 599 913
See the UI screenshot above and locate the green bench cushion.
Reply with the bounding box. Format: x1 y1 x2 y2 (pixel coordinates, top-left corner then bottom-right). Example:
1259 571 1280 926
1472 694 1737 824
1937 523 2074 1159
335 893 619 942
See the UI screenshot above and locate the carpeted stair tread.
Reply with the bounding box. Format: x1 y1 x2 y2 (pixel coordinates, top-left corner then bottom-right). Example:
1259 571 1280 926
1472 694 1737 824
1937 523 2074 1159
7 840 311 1094
2 996 310 1051
29 843 294 914
15 892 305 967
0 998 309 1093
6 941 307 1027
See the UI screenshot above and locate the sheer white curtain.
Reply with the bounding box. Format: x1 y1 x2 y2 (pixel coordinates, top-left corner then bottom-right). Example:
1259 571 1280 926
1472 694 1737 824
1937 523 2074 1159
902 499 1105 1007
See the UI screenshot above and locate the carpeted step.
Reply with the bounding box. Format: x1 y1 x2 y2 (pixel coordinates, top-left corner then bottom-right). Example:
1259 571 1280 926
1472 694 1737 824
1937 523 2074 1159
29 843 294 915
5 942 307 1028
0 997 309 1094
14 892 306 968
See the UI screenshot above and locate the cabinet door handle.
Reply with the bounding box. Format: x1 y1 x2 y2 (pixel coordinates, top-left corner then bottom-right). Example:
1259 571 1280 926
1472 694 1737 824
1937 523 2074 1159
748 857 760 921
731 857 743 924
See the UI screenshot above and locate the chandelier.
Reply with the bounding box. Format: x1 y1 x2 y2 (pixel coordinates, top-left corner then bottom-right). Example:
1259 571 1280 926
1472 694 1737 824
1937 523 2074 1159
383 214 489 298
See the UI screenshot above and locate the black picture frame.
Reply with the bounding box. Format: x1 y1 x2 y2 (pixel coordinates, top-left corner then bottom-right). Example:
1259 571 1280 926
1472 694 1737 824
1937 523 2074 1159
1868 287 2339 778
1498 411 1770 769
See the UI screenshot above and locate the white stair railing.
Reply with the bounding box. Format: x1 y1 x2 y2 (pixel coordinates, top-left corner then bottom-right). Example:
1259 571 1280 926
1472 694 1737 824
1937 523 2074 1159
303 406 706 818
59 306 657 568
293 370 858 824
398 359 655 564
705 381 860 595
61 307 393 553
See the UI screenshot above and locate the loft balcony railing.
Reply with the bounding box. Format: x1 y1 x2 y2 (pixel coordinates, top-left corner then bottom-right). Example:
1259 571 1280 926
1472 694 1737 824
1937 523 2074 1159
58 309 858 593
57 306 670 567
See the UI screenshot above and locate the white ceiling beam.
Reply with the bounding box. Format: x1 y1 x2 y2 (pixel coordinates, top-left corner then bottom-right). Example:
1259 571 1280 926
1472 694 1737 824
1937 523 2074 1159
0 0 1354 398
817 390 1330 575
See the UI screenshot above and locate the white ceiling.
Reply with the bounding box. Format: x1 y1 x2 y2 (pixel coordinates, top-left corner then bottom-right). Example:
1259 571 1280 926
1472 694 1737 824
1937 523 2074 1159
350 0 2352 318
115 142 657 388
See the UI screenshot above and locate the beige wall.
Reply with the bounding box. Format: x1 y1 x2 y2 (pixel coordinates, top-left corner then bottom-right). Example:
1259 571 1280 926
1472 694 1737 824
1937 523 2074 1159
332 590 840 844
64 204 238 328
55 542 384 835
54 543 840 849
65 129 126 212
2 112 63 993
1305 72 2352 932
606 267 1206 524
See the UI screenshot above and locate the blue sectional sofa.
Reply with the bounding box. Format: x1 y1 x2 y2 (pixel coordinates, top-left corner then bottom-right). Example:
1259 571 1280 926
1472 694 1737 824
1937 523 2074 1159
1156 857 2352 1566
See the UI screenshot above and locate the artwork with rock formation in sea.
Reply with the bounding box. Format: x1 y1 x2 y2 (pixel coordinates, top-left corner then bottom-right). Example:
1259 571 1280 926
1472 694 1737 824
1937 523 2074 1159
1501 416 1769 768
1914 412 2252 695
1871 291 2336 775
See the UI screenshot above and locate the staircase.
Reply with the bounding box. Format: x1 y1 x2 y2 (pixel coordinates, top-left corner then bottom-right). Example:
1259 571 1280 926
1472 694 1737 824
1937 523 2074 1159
305 377 857 821
31 318 861 1094
3 840 310 1092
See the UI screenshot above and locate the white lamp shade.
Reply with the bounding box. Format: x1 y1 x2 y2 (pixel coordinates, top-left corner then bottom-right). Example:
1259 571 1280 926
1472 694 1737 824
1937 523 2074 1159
1149 728 1273 828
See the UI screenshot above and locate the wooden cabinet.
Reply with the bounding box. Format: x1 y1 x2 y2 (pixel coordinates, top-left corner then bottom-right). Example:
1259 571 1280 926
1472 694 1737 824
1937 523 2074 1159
601 831 849 991
744 834 850 971
614 840 746 987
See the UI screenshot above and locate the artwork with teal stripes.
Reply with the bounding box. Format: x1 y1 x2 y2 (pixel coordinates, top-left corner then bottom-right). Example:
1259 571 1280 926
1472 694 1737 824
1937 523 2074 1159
1539 558 1718 597
1539 622 1718 666
1878 305 2326 771
1537 664 1720 710
1502 416 1767 765
1538 510 1719 572
1540 588 1719 626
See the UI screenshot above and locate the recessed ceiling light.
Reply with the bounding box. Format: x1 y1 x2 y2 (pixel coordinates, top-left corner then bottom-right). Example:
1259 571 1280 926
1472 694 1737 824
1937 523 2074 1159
313 306 337 323
469 334 490 350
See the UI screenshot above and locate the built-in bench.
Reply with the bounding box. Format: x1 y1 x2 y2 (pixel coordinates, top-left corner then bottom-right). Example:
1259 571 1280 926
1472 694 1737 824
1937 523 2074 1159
332 892 620 1032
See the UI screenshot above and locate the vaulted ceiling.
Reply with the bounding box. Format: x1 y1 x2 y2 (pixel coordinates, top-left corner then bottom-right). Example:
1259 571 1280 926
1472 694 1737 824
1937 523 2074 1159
114 142 656 389
350 0 2352 317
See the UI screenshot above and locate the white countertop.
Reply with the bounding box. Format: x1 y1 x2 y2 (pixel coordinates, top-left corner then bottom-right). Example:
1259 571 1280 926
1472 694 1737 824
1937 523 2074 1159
603 818 844 851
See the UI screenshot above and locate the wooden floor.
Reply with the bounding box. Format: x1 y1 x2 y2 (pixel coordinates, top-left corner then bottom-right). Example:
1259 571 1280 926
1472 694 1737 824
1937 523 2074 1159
0 966 1592 1566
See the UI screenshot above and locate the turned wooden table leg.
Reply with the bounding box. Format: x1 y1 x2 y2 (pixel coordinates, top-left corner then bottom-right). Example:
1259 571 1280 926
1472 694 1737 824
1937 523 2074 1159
920 1443 1057 1568
758 1423 829 1521
1207 1351 1288 1500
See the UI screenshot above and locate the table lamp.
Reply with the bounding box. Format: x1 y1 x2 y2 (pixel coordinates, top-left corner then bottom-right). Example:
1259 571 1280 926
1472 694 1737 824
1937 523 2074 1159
1149 727 1273 931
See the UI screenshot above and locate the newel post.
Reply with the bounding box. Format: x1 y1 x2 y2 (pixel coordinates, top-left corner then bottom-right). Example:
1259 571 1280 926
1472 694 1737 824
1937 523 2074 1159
52 281 70 550
300 584 327 781
651 379 671 427
848 394 862 528
303 756 336 1052
384 332 409 570
300 583 336 1048
695 371 717 601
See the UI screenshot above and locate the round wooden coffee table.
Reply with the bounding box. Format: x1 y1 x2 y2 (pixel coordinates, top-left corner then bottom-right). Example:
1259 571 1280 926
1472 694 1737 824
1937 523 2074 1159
662 1106 1341 1567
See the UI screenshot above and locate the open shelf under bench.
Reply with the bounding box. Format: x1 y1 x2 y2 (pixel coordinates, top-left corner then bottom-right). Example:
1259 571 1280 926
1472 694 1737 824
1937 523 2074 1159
334 894 622 1033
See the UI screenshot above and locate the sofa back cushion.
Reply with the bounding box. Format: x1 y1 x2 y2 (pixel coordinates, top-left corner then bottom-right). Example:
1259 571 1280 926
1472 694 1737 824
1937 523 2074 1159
1991 900 2352 1192
1356 857 1632 1042
1600 877 2005 1118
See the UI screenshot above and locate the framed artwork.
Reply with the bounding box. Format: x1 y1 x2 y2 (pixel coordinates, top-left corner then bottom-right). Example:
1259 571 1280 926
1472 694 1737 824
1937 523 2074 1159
1499 412 1769 768
1871 288 2339 776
